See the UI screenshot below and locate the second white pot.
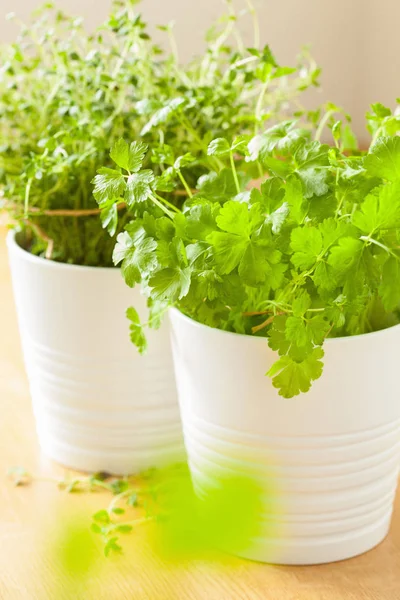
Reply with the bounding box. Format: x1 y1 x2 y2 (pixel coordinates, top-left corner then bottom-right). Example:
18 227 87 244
7 231 184 475
169 308 400 565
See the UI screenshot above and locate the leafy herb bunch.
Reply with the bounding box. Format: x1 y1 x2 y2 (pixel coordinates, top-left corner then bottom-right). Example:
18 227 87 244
96 102 400 398
0 0 319 264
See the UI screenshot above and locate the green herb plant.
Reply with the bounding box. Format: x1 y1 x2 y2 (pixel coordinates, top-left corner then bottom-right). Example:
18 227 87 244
0 0 319 264
95 102 400 398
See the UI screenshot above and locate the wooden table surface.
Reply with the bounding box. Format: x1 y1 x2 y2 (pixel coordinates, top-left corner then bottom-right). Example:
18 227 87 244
1 227 400 600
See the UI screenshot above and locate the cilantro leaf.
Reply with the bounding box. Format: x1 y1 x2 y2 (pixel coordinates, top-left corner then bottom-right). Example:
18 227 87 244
100 200 118 236
379 256 400 312
125 171 155 205
290 227 322 270
120 237 158 287
92 168 126 203
110 139 147 173
207 138 230 157
267 347 324 398
328 237 363 276
364 136 400 181
126 307 147 354
149 267 191 301
216 201 249 235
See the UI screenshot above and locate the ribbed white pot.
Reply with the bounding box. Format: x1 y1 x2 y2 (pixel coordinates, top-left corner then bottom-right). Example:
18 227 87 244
169 308 400 565
7 231 184 475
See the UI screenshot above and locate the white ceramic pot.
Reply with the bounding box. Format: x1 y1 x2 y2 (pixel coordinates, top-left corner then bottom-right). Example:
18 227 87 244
7 231 184 475
169 308 400 565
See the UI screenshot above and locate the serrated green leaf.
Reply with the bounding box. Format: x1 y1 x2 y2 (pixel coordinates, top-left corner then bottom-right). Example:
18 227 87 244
216 201 249 235
267 347 324 398
328 237 363 275
364 136 400 181
100 200 118 236
125 170 155 205
292 291 311 316
290 227 322 270
149 267 191 301
379 256 400 312
126 307 147 354
92 168 126 203
207 138 230 157
121 237 158 287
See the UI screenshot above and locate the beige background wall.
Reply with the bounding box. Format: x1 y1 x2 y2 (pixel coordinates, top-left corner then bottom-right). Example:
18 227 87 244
1 1 399 144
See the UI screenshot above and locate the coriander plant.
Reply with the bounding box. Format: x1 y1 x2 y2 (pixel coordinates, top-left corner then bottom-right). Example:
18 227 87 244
0 0 319 264
96 102 400 398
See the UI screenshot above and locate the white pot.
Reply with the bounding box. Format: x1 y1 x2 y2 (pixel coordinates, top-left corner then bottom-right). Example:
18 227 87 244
7 231 184 475
169 308 400 565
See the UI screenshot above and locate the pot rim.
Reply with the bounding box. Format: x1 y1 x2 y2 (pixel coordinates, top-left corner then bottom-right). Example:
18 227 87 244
6 228 118 274
169 306 400 346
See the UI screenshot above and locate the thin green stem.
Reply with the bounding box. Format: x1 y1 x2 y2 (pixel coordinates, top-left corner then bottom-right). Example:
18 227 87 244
154 193 181 213
246 0 260 49
360 235 397 257
230 151 240 194
254 78 270 135
149 193 174 219
177 170 193 198
107 489 132 514
315 109 335 142
167 25 179 64
24 178 33 218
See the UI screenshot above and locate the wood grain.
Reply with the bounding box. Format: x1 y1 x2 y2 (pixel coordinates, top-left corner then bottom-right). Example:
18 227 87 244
1 226 400 600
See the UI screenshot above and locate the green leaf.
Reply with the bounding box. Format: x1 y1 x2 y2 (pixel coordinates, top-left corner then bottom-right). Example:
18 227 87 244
110 139 147 172
207 138 231 157
207 232 248 274
307 315 331 345
364 136 400 181
238 243 274 286
267 202 289 234
174 152 195 170
149 267 191 301
285 316 309 347
100 200 118 236
126 307 147 354
267 347 324 398
216 201 249 236
111 507 125 515
353 183 400 232
292 291 311 317
248 121 303 161
92 168 126 203
141 97 186 136
125 171 155 205
127 141 148 172
379 256 400 312
284 175 305 223
196 169 238 203
110 138 130 170
328 237 363 275
121 237 158 287
290 227 322 270
294 140 331 198
93 510 110 525
104 537 122 557
186 202 218 241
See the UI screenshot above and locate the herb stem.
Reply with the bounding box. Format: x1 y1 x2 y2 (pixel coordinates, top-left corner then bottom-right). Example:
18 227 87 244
246 0 260 49
254 78 270 134
149 193 174 219
315 109 335 142
360 235 397 256
177 170 193 198
230 151 241 194
24 178 33 218
154 193 181 213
